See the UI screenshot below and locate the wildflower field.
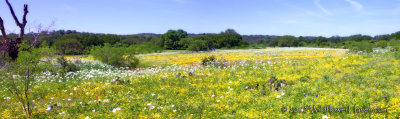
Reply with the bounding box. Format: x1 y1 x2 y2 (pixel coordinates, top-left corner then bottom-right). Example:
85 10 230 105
1 48 399 118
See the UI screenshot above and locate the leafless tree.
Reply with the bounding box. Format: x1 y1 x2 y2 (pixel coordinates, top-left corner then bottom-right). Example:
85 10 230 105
28 21 55 47
0 0 29 61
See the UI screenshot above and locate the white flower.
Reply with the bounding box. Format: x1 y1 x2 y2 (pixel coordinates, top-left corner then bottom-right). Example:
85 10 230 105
59 112 65 115
80 102 82 104
112 107 121 113
70 93 73 95
74 87 77 91
150 106 155 109
230 88 233 91
46 105 52 111
50 97 54 100
85 116 90 119
220 96 223 98
151 93 155 96
212 94 215 97
322 115 328 119
92 109 95 112
228 86 230 89
67 98 72 101
147 103 151 106
173 109 177 112
103 99 110 103
276 95 281 98
281 93 285 96
171 105 175 107
217 100 220 102
245 86 248 89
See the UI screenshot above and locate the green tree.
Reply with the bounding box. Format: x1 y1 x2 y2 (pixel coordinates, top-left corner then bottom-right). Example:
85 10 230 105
315 36 328 47
91 43 139 68
376 40 388 48
188 40 208 51
161 29 187 50
99 34 120 45
218 29 242 48
54 38 84 55
277 35 298 47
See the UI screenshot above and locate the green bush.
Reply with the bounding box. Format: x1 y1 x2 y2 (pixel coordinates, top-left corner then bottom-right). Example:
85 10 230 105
57 56 79 76
395 51 400 60
201 55 216 66
91 43 139 68
349 41 373 53
389 40 400 51
188 40 208 51
201 55 227 67
54 38 84 55
376 40 388 48
124 55 140 68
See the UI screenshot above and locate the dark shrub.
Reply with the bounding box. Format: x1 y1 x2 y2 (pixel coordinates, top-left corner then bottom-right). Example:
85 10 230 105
54 38 84 55
201 55 216 66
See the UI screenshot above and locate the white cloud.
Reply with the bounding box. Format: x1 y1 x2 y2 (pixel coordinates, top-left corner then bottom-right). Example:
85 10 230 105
314 0 332 15
345 0 363 11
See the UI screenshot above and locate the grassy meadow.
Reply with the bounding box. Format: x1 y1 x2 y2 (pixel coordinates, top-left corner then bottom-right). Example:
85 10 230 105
1 47 399 118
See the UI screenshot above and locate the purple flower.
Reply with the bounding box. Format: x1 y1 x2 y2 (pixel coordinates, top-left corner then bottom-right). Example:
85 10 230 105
316 94 318 97
304 94 306 97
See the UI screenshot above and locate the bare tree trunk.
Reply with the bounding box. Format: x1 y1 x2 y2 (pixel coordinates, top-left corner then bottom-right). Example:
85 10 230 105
0 0 29 61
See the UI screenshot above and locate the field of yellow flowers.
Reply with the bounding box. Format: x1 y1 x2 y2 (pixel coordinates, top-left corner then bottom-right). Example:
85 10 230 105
1 48 399 118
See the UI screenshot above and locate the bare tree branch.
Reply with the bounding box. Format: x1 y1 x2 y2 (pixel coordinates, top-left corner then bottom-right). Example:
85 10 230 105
0 17 8 41
30 21 55 47
5 0 22 27
5 0 28 39
20 4 28 39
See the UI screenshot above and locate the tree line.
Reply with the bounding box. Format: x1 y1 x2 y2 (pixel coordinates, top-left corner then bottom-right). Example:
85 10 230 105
2 29 400 55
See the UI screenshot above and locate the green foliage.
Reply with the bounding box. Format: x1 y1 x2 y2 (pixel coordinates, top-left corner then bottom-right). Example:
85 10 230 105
99 34 121 45
91 43 139 68
277 35 299 47
1 45 53 118
389 39 400 51
345 34 373 41
376 40 388 48
201 55 216 66
218 29 243 48
188 40 208 51
349 41 374 53
161 29 188 50
57 56 79 77
54 38 84 55
395 51 400 60
124 55 140 68
133 42 163 53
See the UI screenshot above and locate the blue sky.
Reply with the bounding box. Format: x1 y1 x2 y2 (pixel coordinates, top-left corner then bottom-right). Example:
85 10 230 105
1 0 400 37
